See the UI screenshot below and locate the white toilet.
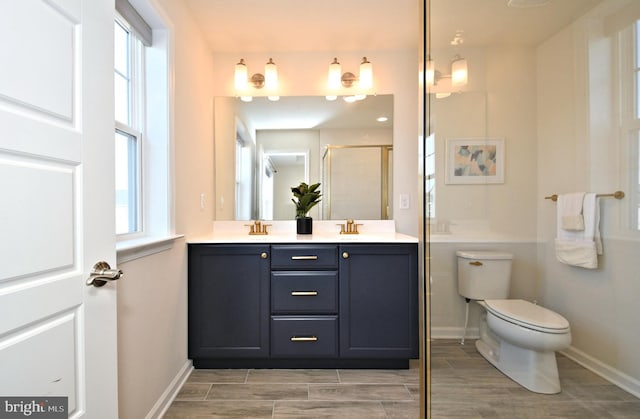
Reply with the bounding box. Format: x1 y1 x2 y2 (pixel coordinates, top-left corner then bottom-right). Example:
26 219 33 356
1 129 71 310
456 250 571 394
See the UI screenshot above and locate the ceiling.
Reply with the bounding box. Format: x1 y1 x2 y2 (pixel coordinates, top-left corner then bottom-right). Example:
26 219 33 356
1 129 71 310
430 0 602 47
183 0 601 53
182 0 419 53
181 0 601 129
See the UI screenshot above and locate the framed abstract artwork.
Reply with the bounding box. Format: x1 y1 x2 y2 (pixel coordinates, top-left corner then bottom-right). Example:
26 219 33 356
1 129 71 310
445 138 504 184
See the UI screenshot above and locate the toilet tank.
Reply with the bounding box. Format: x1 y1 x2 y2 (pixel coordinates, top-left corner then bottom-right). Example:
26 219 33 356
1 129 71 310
456 250 513 300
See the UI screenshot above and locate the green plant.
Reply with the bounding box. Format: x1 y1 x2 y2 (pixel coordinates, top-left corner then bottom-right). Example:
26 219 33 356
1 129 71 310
291 182 321 218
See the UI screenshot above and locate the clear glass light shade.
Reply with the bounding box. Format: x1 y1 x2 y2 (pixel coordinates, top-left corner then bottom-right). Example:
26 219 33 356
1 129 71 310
235 59 248 91
359 57 373 90
328 58 342 90
265 58 278 90
426 60 435 86
451 57 468 87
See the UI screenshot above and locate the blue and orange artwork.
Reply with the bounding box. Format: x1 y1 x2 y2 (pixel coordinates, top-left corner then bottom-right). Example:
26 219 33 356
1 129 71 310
453 144 497 177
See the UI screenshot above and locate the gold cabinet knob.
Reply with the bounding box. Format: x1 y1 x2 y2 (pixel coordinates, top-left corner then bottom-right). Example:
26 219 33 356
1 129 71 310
342 251 349 259
261 252 268 259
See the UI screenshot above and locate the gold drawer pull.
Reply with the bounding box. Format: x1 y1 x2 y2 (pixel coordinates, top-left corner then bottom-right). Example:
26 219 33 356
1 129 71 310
290 336 318 342
291 291 318 296
469 261 483 266
291 255 318 260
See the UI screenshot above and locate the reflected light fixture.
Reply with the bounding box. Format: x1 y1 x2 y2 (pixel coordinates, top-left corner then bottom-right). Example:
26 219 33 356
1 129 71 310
426 59 435 86
450 55 468 87
426 54 468 98
326 56 374 101
234 58 280 102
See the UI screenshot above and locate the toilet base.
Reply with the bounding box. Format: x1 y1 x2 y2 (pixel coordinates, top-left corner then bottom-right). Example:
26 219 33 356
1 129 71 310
476 337 562 394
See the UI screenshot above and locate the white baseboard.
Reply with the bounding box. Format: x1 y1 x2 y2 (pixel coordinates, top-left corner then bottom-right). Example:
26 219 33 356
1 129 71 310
430 326 479 340
561 345 640 399
145 359 193 419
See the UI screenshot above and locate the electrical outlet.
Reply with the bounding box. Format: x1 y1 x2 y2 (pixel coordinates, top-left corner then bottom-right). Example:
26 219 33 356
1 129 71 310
200 193 205 210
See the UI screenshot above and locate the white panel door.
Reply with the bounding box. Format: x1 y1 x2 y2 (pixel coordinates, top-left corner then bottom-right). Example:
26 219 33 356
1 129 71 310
0 0 119 417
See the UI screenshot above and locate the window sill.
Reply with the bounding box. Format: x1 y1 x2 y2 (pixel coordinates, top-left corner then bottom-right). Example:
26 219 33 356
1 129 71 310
116 234 184 264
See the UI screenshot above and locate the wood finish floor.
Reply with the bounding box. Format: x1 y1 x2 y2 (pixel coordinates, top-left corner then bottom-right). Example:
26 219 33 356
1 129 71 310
164 339 639 418
431 339 640 418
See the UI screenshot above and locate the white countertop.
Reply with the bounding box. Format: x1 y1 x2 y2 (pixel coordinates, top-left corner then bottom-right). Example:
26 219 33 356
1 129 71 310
188 220 418 244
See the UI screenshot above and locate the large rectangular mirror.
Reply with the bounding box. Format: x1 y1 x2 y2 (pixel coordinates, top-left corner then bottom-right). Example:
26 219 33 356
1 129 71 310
214 94 394 220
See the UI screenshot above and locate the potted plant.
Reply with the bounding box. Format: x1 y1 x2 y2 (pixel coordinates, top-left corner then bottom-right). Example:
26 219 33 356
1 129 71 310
291 182 321 234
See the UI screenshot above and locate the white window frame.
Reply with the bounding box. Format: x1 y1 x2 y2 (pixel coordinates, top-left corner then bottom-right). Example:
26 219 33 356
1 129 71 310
617 19 640 233
114 7 180 263
115 15 145 238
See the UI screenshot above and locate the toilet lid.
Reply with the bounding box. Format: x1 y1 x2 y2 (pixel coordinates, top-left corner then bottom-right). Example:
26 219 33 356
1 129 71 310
484 299 570 333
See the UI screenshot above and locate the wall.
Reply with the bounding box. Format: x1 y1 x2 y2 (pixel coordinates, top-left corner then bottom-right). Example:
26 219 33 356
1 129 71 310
429 1 640 396
431 46 538 239
536 2 640 396
117 0 216 417
429 44 540 338
211 50 419 236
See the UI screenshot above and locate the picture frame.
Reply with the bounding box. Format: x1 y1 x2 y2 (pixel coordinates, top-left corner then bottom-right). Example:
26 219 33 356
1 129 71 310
445 138 504 184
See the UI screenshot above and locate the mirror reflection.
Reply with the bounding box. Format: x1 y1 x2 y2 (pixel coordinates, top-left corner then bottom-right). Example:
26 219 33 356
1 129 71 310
215 94 394 220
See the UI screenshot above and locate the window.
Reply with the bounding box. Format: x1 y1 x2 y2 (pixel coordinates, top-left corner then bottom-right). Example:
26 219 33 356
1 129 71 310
634 20 640 230
619 19 640 231
114 1 175 261
114 17 143 235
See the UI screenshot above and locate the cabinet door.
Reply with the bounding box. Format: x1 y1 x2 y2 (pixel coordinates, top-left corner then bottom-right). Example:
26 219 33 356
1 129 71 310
188 244 270 358
339 244 418 358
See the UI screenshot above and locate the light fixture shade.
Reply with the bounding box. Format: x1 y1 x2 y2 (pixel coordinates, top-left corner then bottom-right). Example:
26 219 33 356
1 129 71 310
265 58 278 90
328 58 342 90
451 56 468 87
426 59 435 86
235 59 248 91
359 57 373 90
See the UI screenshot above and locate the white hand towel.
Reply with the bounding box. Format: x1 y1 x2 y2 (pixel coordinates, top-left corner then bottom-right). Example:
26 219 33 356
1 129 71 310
555 193 601 269
558 192 585 231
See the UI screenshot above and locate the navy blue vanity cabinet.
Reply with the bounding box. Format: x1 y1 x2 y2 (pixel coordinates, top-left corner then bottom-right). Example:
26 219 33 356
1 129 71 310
339 243 418 360
188 241 418 368
270 244 339 358
188 244 270 366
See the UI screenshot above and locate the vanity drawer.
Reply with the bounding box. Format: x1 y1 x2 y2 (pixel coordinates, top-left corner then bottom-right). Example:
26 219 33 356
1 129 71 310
271 245 338 270
271 316 338 357
271 271 338 314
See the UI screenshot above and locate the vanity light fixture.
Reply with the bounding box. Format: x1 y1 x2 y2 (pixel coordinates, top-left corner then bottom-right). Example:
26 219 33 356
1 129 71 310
326 57 374 101
234 58 280 102
426 54 468 98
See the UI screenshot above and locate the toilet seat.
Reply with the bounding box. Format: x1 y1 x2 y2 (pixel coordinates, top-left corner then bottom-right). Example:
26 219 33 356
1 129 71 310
484 299 570 334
